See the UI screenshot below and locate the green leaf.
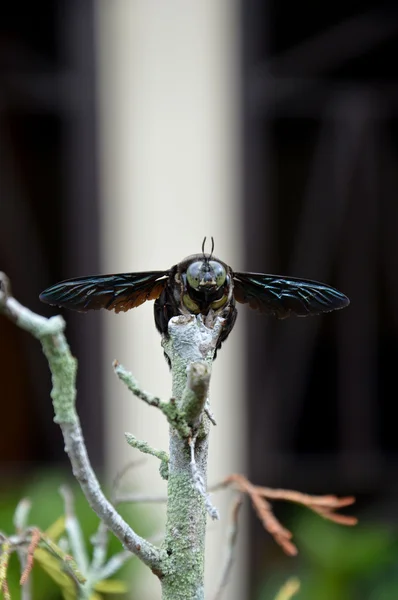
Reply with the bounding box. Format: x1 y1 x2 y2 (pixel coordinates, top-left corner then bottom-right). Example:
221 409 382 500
95 579 128 594
34 547 76 591
45 515 66 540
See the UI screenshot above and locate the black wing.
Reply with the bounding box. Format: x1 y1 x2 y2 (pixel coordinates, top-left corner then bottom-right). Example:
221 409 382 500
40 271 168 313
233 272 349 319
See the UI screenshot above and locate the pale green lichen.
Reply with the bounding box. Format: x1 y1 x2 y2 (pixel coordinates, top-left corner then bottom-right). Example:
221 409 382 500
115 362 191 439
125 433 169 479
40 334 78 425
159 316 222 600
161 449 207 600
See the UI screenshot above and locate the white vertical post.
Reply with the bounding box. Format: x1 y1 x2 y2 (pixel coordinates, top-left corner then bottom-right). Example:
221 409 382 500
95 2 246 598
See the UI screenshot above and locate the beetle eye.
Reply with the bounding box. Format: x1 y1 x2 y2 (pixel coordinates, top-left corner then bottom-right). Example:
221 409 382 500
186 262 203 289
209 261 226 287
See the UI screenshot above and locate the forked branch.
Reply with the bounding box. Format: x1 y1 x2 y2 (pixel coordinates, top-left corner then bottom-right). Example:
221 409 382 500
0 272 164 573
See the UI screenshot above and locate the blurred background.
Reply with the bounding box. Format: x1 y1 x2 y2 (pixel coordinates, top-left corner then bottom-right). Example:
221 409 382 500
1 2 398 599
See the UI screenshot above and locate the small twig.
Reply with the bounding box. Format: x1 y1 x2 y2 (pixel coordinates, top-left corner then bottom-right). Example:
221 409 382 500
39 533 86 585
13 499 32 533
1 532 33 599
91 461 145 572
12 499 33 599
94 531 165 581
59 486 89 573
124 433 169 464
252 485 357 525
111 460 146 503
90 522 109 572
20 528 40 585
113 360 166 408
214 473 357 555
213 495 243 600
114 361 191 438
124 433 169 480
95 549 132 581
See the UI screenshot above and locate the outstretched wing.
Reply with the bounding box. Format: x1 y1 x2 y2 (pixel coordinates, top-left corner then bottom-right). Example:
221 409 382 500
40 271 168 313
233 272 349 319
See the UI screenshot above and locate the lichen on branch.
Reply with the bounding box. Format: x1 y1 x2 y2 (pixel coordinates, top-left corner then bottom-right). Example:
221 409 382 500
0 272 164 573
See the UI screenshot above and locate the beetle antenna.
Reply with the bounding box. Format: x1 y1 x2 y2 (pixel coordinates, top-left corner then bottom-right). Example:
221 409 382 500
202 236 207 257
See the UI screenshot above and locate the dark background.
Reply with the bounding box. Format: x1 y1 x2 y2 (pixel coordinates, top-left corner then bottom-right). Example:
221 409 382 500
1 2 398 598
242 3 398 597
0 1 102 471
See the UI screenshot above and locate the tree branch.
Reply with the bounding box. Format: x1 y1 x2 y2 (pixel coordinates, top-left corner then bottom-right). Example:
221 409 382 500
214 473 357 555
124 434 169 463
114 361 191 438
124 433 169 480
0 273 164 574
159 313 225 600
